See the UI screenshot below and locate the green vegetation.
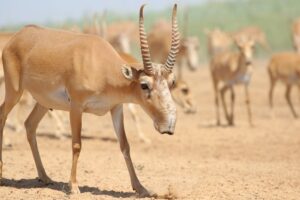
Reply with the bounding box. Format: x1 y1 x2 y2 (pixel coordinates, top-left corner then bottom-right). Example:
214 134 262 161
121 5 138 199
185 0 300 58
145 0 300 59
1 0 300 60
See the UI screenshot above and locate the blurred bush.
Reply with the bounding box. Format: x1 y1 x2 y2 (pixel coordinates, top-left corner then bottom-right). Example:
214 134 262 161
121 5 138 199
1 0 299 60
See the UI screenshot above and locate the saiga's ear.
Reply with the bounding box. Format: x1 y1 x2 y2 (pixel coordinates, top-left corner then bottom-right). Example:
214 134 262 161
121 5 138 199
121 64 139 81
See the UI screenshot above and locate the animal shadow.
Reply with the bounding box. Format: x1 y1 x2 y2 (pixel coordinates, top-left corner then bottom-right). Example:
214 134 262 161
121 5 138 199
37 132 117 142
0 178 135 198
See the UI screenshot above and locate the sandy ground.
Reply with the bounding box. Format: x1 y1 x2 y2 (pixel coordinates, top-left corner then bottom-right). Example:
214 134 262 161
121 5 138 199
0 60 300 200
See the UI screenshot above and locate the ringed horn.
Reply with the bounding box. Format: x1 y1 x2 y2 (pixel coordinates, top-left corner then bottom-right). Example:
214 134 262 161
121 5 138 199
139 4 180 75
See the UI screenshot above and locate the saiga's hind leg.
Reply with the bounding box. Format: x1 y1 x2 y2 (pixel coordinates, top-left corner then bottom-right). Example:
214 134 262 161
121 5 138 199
229 86 235 125
212 80 221 125
285 85 298 118
0 91 23 182
268 77 276 109
0 52 23 182
245 84 253 126
127 104 151 144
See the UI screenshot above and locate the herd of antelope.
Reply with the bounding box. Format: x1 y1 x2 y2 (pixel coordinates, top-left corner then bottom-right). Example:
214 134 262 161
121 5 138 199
0 3 299 197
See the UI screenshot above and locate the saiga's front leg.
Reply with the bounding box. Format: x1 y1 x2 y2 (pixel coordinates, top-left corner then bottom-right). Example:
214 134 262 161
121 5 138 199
111 105 155 197
285 85 298 118
68 103 83 194
229 86 235 125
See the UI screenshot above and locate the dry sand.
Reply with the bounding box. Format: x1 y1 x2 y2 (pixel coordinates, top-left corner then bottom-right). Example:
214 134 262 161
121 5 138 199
0 60 299 199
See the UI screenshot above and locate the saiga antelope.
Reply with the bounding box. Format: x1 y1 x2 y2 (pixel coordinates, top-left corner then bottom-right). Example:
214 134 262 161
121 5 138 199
84 13 137 54
147 23 198 114
205 28 233 58
148 18 200 71
0 4 180 197
146 14 199 114
268 52 300 118
206 26 268 59
233 26 269 50
171 62 196 114
210 36 255 126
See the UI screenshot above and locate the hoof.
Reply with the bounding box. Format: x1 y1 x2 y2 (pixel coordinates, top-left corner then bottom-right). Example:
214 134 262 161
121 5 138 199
38 175 53 185
69 182 81 194
228 119 235 126
0 161 3 180
134 185 156 198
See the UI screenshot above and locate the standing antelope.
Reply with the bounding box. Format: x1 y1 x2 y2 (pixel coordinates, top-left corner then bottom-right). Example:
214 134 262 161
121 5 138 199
267 52 300 118
171 62 196 114
205 28 233 58
146 15 199 115
233 26 269 50
147 21 198 114
84 14 137 54
210 36 255 126
0 32 15 85
0 4 180 197
292 18 300 53
148 19 200 71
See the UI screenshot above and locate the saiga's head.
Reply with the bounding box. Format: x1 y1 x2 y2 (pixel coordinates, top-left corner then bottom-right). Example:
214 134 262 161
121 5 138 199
121 4 180 135
180 37 200 71
235 36 255 65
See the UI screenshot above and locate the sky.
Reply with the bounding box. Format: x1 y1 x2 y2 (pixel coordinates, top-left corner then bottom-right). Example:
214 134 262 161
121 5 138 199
0 0 205 27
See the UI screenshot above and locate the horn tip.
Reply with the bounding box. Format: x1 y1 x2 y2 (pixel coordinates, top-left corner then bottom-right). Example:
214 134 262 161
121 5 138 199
140 4 147 17
173 4 178 16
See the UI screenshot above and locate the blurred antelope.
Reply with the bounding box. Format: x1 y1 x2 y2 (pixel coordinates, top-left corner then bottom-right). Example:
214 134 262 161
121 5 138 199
84 13 138 54
145 10 199 115
148 14 200 71
205 28 233 58
171 62 196 114
292 18 300 53
0 32 15 85
0 4 180 197
267 52 300 118
210 36 255 126
233 26 269 50
147 20 198 114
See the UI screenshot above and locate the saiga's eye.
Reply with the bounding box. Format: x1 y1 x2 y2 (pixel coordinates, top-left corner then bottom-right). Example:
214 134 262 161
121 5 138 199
140 82 149 90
